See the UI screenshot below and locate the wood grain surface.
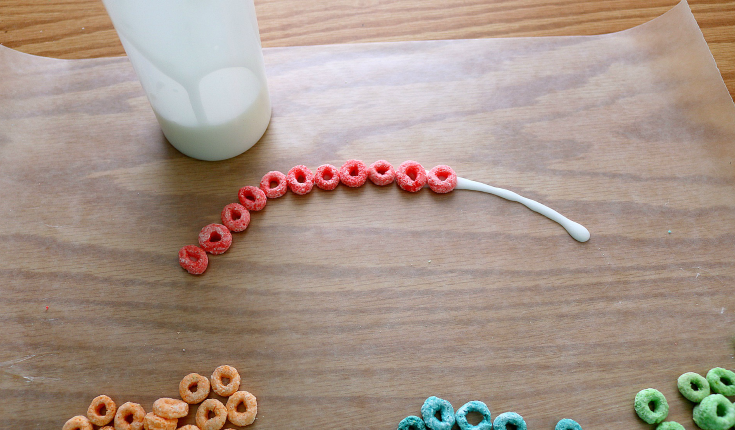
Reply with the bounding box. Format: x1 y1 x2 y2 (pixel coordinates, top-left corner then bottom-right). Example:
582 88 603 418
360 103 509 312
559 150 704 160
1 0 735 99
1 1 735 430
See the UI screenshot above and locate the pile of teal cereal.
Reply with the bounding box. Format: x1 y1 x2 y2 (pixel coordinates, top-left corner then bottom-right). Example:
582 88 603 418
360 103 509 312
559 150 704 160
397 396 582 430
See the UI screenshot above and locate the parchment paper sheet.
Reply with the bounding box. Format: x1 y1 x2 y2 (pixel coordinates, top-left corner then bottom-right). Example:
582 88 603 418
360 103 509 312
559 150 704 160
1 1 734 428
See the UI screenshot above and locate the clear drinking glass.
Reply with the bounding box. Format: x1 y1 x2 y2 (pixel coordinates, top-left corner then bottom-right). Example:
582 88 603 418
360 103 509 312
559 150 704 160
101 0 272 161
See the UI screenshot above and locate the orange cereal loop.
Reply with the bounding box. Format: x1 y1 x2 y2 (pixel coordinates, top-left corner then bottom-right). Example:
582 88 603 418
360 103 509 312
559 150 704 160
114 402 146 430
176 426 199 430
179 372 210 404
143 412 177 430
100 427 114 430
152 397 189 419
87 394 116 426
62 415 93 430
226 390 257 426
196 399 228 430
210 365 241 397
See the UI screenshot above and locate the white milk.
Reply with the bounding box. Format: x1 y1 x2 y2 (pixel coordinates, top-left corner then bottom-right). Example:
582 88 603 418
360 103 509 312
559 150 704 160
102 0 271 161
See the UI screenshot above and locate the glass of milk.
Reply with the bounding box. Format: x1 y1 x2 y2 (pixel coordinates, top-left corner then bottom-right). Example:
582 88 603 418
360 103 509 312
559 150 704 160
101 0 272 161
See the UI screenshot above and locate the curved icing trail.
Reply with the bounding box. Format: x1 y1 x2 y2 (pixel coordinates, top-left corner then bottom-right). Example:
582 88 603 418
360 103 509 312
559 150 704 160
455 177 590 243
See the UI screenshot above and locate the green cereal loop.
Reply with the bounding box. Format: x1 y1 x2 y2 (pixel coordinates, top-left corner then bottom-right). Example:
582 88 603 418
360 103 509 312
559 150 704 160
707 368 735 396
656 422 685 430
634 388 669 424
678 372 711 402
555 418 582 430
421 396 455 430
455 401 492 430
398 415 427 430
493 412 527 430
693 394 735 430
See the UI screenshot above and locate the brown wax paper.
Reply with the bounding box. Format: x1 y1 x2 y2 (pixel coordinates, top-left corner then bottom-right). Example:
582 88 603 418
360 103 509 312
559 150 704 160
1 1 734 428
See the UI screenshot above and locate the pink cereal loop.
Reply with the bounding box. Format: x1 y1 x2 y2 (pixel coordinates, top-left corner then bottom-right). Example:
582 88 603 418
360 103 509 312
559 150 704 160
368 160 396 186
396 160 427 192
198 224 233 255
314 164 340 190
238 186 267 211
221 203 251 232
259 171 287 198
339 159 369 187
287 165 315 195
427 165 457 193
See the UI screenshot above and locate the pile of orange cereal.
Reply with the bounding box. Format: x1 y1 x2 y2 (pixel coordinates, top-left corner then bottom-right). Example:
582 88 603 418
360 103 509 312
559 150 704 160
62 365 256 430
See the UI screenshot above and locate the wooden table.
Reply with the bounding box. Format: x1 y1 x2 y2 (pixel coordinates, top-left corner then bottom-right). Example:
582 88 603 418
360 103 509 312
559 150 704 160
1 0 734 98
1 1 735 429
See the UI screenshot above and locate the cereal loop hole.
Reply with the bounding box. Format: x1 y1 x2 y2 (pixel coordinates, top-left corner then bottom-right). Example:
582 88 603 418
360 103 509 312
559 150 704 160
717 403 728 416
466 411 483 426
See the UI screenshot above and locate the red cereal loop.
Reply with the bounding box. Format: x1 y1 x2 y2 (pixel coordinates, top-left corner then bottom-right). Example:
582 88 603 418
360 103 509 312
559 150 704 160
396 160 427 192
314 164 340 190
198 224 232 255
178 245 208 275
368 160 396 186
87 395 116 426
114 402 145 430
221 203 251 232
237 186 267 211
287 165 315 195
259 171 287 199
427 165 458 193
339 159 369 187
63 416 93 430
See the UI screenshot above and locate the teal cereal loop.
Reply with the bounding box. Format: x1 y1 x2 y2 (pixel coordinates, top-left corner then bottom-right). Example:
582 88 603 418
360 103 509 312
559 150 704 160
555 418 582 430
397 415 427 430
455 401 492 430
707 368 735 396
656 422 685 430
493 412 527 430
693 394 735 430
678 372 710 402
634 388 669 424
421 396 455 430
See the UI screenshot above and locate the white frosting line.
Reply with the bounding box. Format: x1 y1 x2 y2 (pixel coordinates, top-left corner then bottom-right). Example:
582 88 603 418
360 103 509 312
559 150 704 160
455 176 590 243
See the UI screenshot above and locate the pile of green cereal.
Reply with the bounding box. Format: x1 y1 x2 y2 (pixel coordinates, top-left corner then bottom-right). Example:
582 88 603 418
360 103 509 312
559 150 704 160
634 367 735 430
397 396 582 430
